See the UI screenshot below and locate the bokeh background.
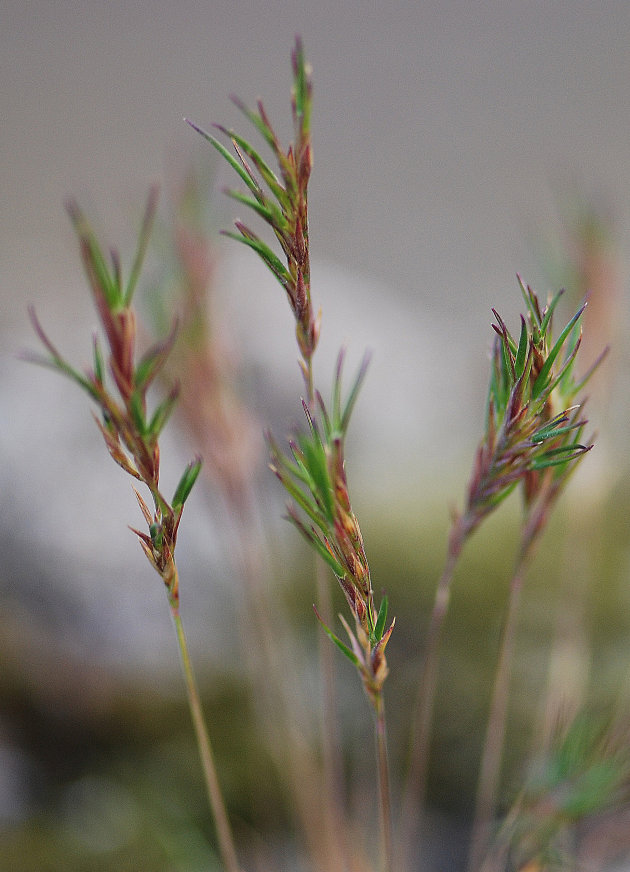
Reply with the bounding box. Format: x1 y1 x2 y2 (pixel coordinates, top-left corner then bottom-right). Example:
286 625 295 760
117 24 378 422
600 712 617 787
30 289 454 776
3 2 630 870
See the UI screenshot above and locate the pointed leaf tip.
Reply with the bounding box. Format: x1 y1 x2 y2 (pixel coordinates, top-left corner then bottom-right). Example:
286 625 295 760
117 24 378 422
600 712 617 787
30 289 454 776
172 457 203 509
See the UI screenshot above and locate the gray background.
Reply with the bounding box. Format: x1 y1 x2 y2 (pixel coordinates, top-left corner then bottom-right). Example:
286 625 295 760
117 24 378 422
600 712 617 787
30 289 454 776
3 0 630 325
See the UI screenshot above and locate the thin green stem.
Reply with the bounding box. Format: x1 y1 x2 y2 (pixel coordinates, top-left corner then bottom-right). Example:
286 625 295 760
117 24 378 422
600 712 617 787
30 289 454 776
170 589 240 872
375 692 393 872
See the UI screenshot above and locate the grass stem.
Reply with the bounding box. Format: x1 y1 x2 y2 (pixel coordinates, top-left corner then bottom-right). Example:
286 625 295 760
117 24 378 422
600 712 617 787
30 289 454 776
468 483 551 871
170 588 240 872
375 692 393 872
467 556 527 872
399 512 473 865
315 554 349 872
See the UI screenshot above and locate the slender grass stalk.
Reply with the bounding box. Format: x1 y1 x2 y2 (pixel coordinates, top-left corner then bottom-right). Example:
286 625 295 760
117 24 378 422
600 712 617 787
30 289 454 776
375 691 393 872
170 589 240 872
468 466 578 871
314 554 349 872
398 510 475 866
467 530 536 872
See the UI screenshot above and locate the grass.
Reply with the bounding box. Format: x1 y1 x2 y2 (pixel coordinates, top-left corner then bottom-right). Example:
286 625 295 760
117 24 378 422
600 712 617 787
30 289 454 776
20 36 630 872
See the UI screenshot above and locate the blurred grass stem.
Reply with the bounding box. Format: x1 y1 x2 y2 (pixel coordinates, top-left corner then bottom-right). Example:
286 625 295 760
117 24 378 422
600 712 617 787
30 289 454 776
170 587 240 872
314 554 349 872
468 476 553 871
467 554 529 872
399 511 474 865
375 692 393 872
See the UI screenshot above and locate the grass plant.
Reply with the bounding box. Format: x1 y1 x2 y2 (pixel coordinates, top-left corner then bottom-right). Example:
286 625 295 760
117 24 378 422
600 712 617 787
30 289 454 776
25 36 630 872
26 190 239 872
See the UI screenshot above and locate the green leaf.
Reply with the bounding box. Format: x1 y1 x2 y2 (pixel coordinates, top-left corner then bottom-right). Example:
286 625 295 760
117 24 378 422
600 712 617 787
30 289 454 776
517 274 542 333
315 392 332 442
340 351 370 433
66 198 120 310
531 444 590 470
538 288 565 339
287 509 345 576
531 409 573 440
134 320 178 391
231 94 279 154
300 433 334 523
279 470 330 533
223 227 292 291
292 37 312 135
172 457 202 509
313 606 360 667
147 384 179 439
515 316 529 379
485 480 519 509
223 128 288 208
129 390 146 435
25 307 100 400
92 335 105 385
532 304 586 400
187 121 265 200
149 522 163 548
124 185 158 306
224 187 287 230
285 442 315 486
373 595 388 642
544 332 583 399
532 422 581 444
499 330 516 384
332 351 344 430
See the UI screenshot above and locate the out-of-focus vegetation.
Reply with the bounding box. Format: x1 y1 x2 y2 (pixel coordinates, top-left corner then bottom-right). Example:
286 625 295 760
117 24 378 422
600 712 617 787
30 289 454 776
3 477 630 870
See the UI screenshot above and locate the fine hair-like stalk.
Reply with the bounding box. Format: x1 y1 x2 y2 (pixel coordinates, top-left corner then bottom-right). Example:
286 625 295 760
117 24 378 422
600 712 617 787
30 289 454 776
170 592 239 872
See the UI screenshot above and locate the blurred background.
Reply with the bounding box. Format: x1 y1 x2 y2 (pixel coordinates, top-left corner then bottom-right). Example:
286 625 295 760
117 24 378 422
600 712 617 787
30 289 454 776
2 2 630 869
